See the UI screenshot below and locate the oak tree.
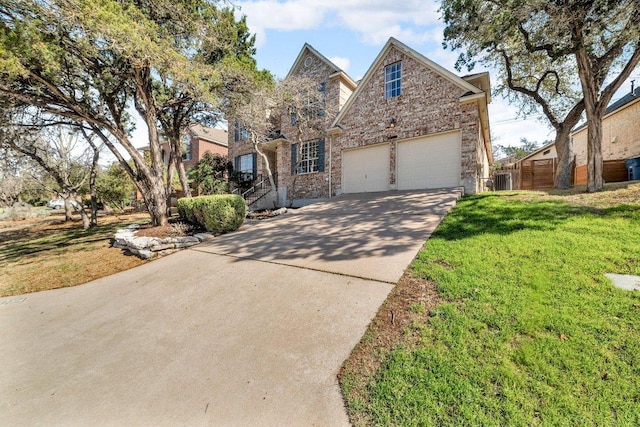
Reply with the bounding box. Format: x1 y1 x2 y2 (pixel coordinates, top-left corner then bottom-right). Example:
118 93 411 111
0 0 265 225
442 0 640 190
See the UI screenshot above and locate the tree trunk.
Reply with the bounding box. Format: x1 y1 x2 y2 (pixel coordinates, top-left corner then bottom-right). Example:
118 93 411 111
575 49 605 192
166 151 176 213
176 159 191 198
132 66 169 226
138 176 169 226
169 136 191 198
254 140 277 200
63 197 73 221
553 127 573 189
586 113 604 192
89 146 99 227
79 207 90 230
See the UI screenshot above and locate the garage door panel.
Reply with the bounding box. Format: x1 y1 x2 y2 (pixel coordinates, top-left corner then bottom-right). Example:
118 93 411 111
397 132 461 190
342 144 390 193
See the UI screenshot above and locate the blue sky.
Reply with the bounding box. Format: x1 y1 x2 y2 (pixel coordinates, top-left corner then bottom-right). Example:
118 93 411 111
234 0 640 151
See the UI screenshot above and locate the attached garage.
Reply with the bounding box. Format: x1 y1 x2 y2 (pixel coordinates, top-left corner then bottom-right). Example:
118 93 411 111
396 131 461 190
342 144 390 193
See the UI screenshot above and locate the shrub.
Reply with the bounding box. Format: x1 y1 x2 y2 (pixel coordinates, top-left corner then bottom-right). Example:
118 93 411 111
177 197 197 223
0 202 50 221
177 194 246 234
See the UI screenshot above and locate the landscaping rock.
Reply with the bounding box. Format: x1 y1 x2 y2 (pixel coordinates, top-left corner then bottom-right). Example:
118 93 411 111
149 243 175 252
174 240 200 249
194 233 215 242
128 247 154 260
113 227 206 259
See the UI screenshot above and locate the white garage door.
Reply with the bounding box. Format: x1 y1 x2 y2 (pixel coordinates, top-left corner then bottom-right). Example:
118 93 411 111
342 144 390 193
397 131 461 190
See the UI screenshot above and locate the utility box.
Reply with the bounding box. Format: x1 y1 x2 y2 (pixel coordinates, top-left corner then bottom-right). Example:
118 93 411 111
494 173 513 191
626 157 640 181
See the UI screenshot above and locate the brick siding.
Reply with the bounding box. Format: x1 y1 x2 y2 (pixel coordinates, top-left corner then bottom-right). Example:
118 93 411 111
572 98 640 166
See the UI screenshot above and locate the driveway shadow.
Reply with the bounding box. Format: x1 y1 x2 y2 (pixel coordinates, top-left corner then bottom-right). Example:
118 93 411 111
195 189 462 283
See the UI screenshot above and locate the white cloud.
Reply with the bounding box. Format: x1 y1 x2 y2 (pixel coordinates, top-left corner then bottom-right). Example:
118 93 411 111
329 56 350 72
422 47 463 73
326 0 440 45
236 0 326 47
236 0 441 47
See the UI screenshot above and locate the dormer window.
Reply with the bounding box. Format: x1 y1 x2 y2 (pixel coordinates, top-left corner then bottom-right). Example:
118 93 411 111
384 61 402 99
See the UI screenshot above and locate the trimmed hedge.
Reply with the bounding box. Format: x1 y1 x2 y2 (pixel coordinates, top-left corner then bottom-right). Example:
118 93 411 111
177 194 246 234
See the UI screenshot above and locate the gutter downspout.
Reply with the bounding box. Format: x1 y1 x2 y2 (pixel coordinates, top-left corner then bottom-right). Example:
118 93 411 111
328 136 332 198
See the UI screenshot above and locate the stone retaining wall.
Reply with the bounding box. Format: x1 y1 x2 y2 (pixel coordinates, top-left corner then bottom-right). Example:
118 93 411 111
113 224 214 259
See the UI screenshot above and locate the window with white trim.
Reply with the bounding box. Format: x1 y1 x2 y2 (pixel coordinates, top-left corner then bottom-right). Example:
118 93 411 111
298 140 319 174
239 153 254 179
384 61 402 99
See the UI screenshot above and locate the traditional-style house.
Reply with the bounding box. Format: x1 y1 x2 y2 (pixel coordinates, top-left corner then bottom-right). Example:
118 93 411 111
229 38 492 208
160 124 228 169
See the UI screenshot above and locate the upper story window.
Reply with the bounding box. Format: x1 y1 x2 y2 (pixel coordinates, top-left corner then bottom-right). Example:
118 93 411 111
234 120 249 141
316 82 326 117
181 135 191 161
384 61 402 99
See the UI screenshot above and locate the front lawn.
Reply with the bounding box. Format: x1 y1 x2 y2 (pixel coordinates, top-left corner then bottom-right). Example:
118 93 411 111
0 213 148 296
341 183 640 426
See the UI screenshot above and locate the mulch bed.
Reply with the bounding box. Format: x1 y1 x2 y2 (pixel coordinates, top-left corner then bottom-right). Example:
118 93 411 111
135 219 204 238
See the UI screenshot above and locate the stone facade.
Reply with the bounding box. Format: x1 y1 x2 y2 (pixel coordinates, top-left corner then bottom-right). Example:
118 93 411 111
228 38 491 206
330 44 490 196
228 44 356 203
572 94 640 166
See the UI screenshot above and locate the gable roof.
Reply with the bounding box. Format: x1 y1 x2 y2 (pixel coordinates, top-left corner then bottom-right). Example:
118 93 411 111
189 124 228 146
287 43 351 81
572 87 640 134
514 141 556 165
605 86 640 115
330 37 485 129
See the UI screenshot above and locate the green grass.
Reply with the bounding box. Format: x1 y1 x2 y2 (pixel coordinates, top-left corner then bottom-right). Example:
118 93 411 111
354 192 640 426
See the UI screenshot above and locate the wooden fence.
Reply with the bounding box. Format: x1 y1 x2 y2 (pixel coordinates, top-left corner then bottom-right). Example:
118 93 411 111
573 160 628 185
520 158 557 190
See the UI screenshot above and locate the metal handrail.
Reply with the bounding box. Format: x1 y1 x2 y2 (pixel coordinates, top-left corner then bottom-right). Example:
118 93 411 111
240 173 277 206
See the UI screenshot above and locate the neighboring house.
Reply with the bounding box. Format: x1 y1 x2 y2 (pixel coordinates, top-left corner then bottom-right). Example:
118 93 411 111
229 38 493 207
572 86 640 184
513 142 559 190
512 85 640 189
160 124 229 169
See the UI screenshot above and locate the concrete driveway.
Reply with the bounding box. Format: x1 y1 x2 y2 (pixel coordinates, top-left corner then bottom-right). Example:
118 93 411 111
197 189 463 283
0 189 460 426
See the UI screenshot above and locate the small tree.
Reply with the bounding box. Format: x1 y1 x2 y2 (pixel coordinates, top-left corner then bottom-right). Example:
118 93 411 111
188 152 233 195
96 163 136 212
1 125 98 228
